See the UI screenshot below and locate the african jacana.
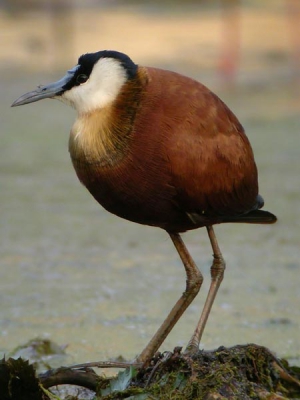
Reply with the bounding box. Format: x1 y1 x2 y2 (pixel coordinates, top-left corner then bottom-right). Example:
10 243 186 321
12 50 277 365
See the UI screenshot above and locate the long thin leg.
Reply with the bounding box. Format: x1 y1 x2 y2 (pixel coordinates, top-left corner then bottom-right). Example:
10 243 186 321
136 232 203 365
185 225 226 354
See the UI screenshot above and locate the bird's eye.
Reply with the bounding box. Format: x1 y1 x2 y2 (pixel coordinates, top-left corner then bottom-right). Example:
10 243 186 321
76 74 88 84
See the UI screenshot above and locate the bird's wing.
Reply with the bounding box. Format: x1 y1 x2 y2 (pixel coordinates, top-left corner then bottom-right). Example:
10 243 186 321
152 70 259 217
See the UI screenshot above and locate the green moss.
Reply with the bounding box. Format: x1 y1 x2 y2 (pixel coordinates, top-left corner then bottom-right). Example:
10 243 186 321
102 345 300 400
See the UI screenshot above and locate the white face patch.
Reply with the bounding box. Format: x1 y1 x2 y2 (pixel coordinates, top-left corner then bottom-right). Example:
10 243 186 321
59 57 128 115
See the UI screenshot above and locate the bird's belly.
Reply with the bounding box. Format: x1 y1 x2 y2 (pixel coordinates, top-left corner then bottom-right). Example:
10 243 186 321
71 160 199 232
71 151 258 233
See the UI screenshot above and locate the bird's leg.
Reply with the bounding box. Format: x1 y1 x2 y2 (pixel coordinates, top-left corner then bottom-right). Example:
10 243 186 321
185 225 226 354
136 232 203 365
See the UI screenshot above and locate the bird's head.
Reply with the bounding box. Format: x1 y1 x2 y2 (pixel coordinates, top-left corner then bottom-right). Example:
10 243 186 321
12 50 138 114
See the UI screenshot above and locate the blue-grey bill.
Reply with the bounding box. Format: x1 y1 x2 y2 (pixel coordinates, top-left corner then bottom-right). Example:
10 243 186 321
11 65 79 107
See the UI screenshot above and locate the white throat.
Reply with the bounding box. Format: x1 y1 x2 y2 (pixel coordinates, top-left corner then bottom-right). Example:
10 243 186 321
60 58 127 115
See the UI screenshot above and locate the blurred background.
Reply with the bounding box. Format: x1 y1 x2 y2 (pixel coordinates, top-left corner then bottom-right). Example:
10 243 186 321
1 0 300 369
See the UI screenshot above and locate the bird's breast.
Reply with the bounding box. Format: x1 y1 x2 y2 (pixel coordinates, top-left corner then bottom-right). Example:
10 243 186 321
69 138 181 229
68 106 181 229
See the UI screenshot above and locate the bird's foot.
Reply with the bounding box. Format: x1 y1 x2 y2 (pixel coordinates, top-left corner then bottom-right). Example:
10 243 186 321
144 350 174 387
144 346 204 387
69 360 142 370
65 347 200 391
67 346 200 379
67 351 167 372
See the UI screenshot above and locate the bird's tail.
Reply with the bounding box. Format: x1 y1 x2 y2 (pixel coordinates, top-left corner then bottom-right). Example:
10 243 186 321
222 210 277 224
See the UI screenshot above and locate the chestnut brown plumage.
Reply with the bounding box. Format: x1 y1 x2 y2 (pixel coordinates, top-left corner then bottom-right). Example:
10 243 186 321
12 50 277 365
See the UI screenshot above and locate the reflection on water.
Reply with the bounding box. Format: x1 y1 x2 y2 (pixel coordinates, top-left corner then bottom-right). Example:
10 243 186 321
1 72 300 368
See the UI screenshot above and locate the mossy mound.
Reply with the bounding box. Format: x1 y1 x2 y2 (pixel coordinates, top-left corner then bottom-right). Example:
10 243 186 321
2 344 300 399
93 344 300 399
129 344 300 399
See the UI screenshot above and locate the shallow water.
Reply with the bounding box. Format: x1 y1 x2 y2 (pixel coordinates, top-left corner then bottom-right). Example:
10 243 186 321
1 72 300 371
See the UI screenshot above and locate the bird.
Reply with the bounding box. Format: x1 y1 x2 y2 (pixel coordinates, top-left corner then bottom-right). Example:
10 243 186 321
12 50 277 366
